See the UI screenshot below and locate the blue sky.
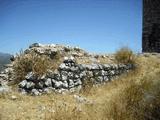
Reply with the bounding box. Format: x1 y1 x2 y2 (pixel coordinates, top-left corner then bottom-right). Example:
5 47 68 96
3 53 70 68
0 0 142 54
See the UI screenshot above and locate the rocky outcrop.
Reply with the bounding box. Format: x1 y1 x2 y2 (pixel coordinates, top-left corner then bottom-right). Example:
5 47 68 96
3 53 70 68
18 57 134 95
24 43 89 58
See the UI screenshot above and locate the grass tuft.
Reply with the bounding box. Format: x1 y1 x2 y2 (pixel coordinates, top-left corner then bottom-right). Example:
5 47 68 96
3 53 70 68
115 47 136 64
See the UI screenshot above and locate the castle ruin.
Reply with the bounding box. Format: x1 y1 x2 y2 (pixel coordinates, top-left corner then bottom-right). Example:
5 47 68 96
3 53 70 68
142 0 160 52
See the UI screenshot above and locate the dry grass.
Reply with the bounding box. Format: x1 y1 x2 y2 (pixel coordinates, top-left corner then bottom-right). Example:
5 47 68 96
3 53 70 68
12 50 61 83
0 54 160 120
114 47 136 64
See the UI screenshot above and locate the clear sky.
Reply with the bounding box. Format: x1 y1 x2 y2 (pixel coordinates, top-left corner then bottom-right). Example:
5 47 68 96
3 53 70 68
0 0 142 54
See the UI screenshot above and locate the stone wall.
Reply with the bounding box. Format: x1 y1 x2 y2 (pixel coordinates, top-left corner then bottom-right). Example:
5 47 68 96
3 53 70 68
142 0 160 52
19 57 134 95
0 64 13 93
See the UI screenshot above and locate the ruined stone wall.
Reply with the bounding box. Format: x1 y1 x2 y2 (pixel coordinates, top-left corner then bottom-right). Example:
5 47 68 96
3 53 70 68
19 57 134 95
142 0 160 52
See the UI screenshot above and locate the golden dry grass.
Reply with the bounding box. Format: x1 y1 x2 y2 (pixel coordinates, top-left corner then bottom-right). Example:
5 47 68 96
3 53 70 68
114 47 136 64
12 51 62 83
0 54 160 120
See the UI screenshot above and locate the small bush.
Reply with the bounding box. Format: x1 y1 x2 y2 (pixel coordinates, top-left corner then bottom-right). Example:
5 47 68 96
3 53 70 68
115 47 136 64
80 76 94 95
13 50 61 83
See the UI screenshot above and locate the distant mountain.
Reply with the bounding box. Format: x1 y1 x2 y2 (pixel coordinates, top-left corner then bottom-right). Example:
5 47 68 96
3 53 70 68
0 52 11 71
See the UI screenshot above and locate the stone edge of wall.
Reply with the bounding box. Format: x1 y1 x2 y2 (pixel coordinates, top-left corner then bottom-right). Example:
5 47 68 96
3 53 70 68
18 58 135 95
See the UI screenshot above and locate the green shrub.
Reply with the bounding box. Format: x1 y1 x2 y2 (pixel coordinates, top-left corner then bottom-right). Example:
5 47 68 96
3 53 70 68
115 47 136 64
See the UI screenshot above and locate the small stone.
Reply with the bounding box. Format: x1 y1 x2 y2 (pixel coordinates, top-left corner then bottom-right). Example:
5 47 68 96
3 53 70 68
64 57 69 61
95 76 104 83
59 63 69 70
73 95 93 104
74 79 82 86
11 95 17 100
0 86 10 93
73 95 87 103
98 65 103 70
77 64 85 71
71 52 79 57
40 74 46 80
0 74 8 80
35 81 44 89
68 72 74 78
70 66 79 72
19 80 27 88
35 48 46 54
103 64 110 70
93 70 100 76
24 49 30 54
83 64 92 70
100 70 105 76
4 68 13 73
39 89 43 92
54 81 63 89
63 56 76 64
110 70 115 75
91 64 99 70
87 71 94 77
69 88 76 93
25 72 38 81
74 74 80 79
44 78 52 87
61 74 68 81
56 88 68 94
103 76 109 82
10 55 15 61
19 88 27 95
62 81 68 88
26 81 35 89
94 55 99 59
29 43 42 48
51 79 56 84
48 44 56 47
68 79 74 88
43 87 54 94
31 89 41 96
70 56 75 61
74 46 80 51
79 71 87 78
75 85 82 92
46 70 55 78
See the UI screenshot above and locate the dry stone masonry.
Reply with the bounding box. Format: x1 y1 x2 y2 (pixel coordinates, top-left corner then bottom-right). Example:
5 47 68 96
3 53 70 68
18 57 134 95
0 43 135 95
25 43 89 58
0 64 13 93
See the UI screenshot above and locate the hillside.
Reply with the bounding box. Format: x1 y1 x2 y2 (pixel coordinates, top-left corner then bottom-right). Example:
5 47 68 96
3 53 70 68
0 44 160 120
